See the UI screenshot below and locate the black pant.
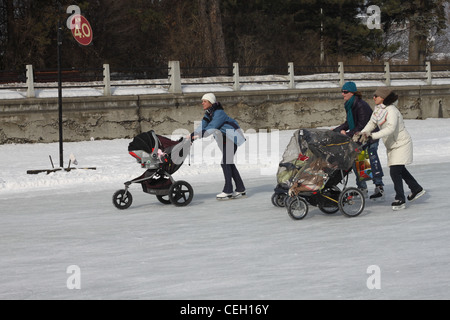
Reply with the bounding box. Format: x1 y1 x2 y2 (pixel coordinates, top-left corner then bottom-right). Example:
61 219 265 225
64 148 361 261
390 165 422 202
218 140 245 194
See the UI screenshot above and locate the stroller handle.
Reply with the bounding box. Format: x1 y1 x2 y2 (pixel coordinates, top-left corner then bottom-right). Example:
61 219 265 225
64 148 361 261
149 130 159 160
358 137 373 151
279 162 299 171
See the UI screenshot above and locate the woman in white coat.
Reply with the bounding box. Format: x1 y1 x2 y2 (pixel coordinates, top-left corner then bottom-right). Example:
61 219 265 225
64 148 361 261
357 87 425 210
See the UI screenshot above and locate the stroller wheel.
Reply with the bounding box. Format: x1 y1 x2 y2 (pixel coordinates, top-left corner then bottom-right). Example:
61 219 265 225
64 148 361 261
112 189 133 210
319 204 339 214
271 192 287 207
284 195 294 208
156 195 172 205
319 187 340 214
338 187 365 217
287 196 309 220
169 181 194 207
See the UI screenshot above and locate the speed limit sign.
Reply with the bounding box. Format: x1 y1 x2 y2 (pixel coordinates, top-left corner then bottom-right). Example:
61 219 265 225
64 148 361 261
70 14 93 46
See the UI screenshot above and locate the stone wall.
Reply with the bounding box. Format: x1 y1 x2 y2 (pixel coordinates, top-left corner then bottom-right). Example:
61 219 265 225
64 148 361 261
1 85 449 144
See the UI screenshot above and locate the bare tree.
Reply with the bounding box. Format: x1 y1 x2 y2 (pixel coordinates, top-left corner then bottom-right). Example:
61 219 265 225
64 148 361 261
197 0 213 65
198 0 228 69
406 0 448 64
208 0 228 67
408 2 430 65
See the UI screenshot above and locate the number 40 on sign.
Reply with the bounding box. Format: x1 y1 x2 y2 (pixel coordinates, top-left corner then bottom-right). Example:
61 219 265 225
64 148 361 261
67 5 93 46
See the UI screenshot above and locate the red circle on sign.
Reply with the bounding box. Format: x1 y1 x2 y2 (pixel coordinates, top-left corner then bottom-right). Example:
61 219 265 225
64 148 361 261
70 15 93 46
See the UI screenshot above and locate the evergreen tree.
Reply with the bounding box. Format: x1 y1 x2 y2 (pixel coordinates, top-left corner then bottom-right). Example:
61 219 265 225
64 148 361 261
0 0 58 70
369 0 449 64
319 0 383 61
0 0 448 72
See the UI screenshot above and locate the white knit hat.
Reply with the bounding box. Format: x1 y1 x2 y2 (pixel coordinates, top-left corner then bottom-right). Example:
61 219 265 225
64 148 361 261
201 93 216 104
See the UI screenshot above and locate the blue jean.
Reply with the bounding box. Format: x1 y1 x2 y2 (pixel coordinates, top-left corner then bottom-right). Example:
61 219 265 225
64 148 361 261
354 140 384 189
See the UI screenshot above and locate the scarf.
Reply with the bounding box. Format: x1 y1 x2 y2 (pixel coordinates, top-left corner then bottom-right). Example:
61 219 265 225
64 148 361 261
372 104 389 126
203 102 223 124
344 96 356 130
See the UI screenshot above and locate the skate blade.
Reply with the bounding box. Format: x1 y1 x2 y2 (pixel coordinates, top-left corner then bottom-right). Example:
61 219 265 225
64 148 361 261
216 196 233 201
392 204 406 211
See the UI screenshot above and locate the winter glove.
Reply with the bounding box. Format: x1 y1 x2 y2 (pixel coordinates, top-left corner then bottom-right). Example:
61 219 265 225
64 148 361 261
352 132 362 143
359 132 371 145
188 133 196 143
352 132 371 144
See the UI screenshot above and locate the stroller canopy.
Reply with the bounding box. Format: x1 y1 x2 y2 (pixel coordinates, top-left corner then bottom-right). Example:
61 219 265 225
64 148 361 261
128 130 190 174
128 130 180 154
276 128 359 187
278 128 360 193
297 128 359 170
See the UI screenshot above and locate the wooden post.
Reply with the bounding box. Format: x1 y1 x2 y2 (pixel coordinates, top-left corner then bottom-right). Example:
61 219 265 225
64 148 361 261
26 65 35 98
338 62 344 87
426 61 432 85
168 61 182 94
384 62 391 86
233 63 240 91
103 64 111 96
288 62 295 89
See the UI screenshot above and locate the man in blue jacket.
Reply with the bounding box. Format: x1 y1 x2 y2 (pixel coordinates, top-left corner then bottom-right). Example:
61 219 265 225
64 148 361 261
190 93 246 200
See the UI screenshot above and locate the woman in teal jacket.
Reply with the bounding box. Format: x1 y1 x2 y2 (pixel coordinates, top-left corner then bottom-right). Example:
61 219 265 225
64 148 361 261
190 93 246 200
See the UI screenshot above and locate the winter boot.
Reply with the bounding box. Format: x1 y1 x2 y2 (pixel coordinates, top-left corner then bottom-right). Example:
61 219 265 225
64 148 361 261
391 199 406 211
232 191 247 199
370 185 384 200
216 192 233 200
407 188 426 202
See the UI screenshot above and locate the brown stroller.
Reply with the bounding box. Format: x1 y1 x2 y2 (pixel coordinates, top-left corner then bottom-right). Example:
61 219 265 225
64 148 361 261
273 129 366 220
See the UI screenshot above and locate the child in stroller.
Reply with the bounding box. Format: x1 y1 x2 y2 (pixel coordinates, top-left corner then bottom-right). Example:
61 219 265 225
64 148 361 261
112 130 193 209
272 128 366 220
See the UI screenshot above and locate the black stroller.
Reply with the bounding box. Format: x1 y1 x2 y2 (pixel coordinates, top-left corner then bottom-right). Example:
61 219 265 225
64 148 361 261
272 128 366 219
112 130 193 209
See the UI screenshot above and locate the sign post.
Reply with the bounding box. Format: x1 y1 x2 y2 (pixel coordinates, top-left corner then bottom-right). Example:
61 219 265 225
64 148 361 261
27 4 96 174
57 6 93 168
57 4 63 167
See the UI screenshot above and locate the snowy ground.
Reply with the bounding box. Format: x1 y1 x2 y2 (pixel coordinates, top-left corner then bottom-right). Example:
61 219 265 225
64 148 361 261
1 118 450 300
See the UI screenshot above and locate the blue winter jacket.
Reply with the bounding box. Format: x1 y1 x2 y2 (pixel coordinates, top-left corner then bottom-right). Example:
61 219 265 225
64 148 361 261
191 103 246 146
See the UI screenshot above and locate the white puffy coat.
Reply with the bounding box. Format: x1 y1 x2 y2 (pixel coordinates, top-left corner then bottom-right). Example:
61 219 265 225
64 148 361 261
361 103 413 166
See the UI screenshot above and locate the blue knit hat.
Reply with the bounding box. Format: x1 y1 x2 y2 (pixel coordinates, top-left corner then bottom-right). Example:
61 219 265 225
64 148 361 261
342 81 357 93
